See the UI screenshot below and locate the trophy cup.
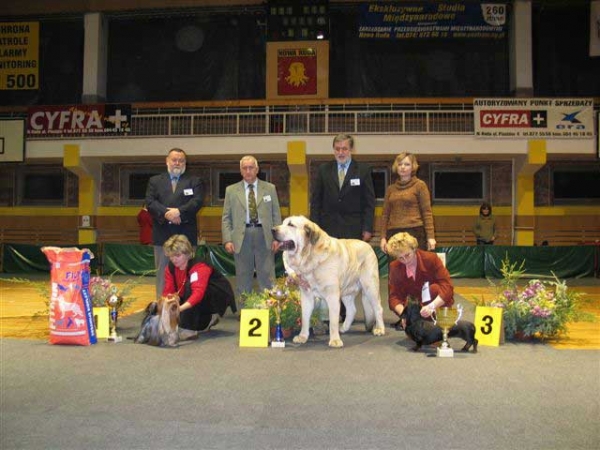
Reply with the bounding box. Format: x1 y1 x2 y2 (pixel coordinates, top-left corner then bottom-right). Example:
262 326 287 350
270 286 287 348
106 293 123 343
433 305 463 357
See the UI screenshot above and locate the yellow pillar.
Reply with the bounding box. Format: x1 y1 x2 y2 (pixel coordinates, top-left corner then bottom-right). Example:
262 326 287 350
64 144 99 244
514 140 546 246
287 141 309 217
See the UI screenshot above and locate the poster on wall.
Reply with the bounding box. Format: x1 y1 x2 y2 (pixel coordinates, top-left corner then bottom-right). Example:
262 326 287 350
26 104 132 137
0 118 25 162
0 22 39 90
358 1 507 39
474 98 594 139
277 47 317 95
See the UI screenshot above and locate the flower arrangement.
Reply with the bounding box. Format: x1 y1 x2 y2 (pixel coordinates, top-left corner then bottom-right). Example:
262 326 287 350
482 257 594 341
241 277 320 331
89 275 137 313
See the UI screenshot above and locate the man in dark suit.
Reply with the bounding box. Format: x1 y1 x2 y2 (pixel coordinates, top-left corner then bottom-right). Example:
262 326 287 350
311 134 376 241
146 148 204 299
310 134 376 323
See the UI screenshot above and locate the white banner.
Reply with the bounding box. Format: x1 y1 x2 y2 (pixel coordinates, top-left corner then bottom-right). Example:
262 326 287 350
590 1 600 57
473 98 594 139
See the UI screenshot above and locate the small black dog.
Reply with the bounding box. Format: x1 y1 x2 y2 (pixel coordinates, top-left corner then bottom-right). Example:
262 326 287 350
401 302 478 353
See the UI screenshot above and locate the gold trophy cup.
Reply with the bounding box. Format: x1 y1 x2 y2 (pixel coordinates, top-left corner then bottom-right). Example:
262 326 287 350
433 305 462 357
106 293 123 343
270 286 287 348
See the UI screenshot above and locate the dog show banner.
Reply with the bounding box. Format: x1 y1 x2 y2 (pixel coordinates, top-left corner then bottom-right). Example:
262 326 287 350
358 2 507 39
0 21 39 90
27 104 132 137
474 98 594 139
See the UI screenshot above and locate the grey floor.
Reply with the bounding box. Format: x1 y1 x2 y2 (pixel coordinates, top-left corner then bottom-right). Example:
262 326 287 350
1 277 599 450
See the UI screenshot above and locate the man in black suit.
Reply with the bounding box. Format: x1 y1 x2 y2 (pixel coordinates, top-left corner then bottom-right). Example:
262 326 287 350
311 134 376 240
310 134 376 322
146 148 204 299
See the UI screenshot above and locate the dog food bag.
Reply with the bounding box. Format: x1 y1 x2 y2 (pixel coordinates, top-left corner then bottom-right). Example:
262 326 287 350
42 246 97 346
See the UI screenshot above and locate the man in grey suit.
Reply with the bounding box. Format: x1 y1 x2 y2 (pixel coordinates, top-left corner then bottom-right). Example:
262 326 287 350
222 155 282 300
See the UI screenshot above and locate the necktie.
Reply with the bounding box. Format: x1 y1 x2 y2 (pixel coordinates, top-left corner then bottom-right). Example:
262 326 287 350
171 177 178 193
248 184 258 224
338 165 345 188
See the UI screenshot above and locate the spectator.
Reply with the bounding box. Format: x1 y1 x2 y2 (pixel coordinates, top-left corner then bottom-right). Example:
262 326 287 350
137 202 153 245
473 202 496 245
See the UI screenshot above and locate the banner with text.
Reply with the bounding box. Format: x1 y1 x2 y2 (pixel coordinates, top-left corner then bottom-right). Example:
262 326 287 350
358 2 507 39
277 47 318 96
0 22 39 90
474 98 594 139
27 104 132 137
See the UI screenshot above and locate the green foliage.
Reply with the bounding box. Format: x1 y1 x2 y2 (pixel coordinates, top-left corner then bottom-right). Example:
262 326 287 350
483 255 595 341
241 277 319 330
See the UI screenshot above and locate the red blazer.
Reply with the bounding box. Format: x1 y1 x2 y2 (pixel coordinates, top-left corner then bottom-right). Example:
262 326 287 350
388 249 454 311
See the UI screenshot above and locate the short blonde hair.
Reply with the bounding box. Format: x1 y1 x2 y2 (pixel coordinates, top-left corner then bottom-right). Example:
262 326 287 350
392 152 419 175
163 234 194 258
387 232 419 258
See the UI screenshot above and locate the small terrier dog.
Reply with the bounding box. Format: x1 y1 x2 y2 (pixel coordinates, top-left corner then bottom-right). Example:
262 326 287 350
135 294 180 347
402 302 478 353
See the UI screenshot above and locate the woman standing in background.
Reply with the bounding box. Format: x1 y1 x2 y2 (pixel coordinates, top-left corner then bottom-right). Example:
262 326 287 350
473 202 496 245
380 152 436 253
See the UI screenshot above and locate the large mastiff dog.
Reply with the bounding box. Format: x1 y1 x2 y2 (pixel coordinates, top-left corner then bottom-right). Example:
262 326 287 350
272 216 385 348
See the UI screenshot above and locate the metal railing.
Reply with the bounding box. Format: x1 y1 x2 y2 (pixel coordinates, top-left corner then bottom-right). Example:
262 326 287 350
12 102 476 139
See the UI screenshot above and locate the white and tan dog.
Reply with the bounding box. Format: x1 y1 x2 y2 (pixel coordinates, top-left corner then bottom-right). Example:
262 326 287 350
272 216 385 348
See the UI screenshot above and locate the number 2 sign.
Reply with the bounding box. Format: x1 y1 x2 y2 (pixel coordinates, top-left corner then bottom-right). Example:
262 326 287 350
239 309 270 348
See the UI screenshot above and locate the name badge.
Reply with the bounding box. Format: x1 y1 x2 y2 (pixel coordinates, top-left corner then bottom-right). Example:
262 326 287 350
350 178 361 186
263 195 272 202
183 188 193 196
421 281 431 302
190 271 198 283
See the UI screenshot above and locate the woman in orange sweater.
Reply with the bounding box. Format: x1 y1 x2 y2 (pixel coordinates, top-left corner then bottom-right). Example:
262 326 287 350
380 152 436 252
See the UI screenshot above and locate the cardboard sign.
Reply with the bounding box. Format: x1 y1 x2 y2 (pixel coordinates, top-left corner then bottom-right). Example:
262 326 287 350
239 309 269 348
474 306 503 347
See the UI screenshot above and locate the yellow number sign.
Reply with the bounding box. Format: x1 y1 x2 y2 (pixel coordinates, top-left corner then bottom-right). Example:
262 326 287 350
239 309 269 348
474 306 503 347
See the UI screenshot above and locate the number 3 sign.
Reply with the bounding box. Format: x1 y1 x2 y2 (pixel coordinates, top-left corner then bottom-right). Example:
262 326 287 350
474 306 504 347
239 309 270 347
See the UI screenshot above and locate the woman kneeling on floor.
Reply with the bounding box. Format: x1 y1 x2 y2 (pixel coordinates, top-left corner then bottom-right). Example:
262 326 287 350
386 232 454 329
163 234 235 340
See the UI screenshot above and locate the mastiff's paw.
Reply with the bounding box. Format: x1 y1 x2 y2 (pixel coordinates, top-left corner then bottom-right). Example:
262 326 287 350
328 338 344 348
293 334 309 344
372 326 385 336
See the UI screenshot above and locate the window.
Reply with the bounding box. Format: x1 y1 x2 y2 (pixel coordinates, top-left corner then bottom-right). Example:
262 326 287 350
553 169 600 202
120 167 163 205
214 168 270 202
432 167 486 202
17 168 65 205
371 167 388 201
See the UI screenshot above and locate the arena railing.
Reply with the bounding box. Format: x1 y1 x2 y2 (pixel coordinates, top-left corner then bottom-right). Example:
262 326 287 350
1 98 476 138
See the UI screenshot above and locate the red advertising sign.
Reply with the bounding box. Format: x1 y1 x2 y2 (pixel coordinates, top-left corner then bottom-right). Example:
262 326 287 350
277 48 317 96
27 104 131 136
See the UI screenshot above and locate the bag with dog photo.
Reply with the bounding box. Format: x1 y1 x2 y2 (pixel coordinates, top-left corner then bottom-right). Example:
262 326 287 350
42 247 97 346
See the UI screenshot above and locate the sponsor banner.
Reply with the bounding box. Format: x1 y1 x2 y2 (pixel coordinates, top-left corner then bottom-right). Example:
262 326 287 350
277 47 317 95
590 1 600 57
474 98 594 139
358 1 507 40
27 104 132 136
0 21 39 90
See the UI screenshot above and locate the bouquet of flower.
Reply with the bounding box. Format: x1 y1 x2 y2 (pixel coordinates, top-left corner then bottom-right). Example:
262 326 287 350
484 257 594 341
241 277 319 330
89 275 137 313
